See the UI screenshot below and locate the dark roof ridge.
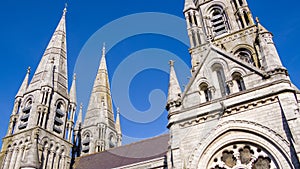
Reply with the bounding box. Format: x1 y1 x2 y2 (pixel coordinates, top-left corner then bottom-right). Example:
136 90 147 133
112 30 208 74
77 133 169 159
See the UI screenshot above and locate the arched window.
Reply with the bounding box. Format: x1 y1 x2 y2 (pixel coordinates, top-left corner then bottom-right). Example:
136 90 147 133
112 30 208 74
109 134 116 148
53 102 65 134
19 99 32 130
82 133 91 153
213 65 230 97
200 83 212 102
234 48 254 65
209 6 229 36
232 72 246 91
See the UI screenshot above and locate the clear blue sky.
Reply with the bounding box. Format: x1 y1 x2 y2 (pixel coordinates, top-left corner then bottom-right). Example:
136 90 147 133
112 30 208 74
0 0 299 146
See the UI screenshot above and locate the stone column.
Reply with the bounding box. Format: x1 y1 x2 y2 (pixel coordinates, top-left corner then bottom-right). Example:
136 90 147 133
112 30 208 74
8 147 18 169
2 148 13 169
68 125 73 142
199 90 206 103
42 147 49 169
47 150 55 169
42 112 48 129
60 155 66 169
190 11 196 27
15 146 25 169
53 153 60 169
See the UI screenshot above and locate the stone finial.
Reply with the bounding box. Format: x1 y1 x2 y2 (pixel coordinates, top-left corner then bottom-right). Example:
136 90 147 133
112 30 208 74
63 3 67 15
166 60 182 111
169 60 175 67
255 17 260 23
69 73 77 104
15 67 31 98
115 107 122 136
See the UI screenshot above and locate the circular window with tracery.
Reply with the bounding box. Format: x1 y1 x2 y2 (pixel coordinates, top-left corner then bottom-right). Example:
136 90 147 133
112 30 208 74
208 143 278 169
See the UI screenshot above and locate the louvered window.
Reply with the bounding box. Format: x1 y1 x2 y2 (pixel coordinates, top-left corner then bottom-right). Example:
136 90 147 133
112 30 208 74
53 102 65 134
211 8 228 36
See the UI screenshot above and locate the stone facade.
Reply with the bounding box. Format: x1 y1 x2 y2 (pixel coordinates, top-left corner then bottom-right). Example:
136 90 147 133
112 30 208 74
166 0 300 168
1 0 300 169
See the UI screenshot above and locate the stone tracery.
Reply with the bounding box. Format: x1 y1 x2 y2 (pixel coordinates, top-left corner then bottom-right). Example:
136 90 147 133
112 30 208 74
209 143 278 169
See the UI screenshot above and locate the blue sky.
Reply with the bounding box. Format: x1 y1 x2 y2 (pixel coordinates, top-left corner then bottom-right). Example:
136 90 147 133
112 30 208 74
0 0 299 146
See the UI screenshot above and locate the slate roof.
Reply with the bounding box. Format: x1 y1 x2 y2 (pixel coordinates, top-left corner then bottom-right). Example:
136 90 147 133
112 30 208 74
74 134 169 169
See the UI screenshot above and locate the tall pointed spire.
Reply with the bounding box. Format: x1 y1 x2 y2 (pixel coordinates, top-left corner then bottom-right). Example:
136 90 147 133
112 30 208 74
75 103 83 131
115 108 122 135
115 108 122 146
27 7 68 97
70 73 77 104
84 44 115 127
166 60 182 111
184 0 196 12
15 67 31 98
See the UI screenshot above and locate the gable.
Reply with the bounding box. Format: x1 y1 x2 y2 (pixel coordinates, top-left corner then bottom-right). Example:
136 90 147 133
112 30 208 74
181 45 267 109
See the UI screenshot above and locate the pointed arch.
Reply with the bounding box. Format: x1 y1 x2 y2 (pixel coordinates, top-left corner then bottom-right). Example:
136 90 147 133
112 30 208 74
188 120 294 169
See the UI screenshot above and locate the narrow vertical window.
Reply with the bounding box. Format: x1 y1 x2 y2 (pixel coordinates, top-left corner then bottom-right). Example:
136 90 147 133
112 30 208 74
243 11 250 26
216 69 228 96
238 0 244 6
232 72 246 91
200 83 212 102
213 64 229 97
232 0 238 10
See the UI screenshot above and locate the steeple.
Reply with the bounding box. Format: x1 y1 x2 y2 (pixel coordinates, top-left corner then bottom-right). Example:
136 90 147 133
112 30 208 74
15 67 30 98
84 44 114 127
27 7 68 97
115 108 122 146
69 74 77 104
166 60 182 111
81 44 119 155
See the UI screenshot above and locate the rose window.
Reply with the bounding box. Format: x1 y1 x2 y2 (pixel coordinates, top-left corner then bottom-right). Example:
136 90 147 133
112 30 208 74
208 143 278 169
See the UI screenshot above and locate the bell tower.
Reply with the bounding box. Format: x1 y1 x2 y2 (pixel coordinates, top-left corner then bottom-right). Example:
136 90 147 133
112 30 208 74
0 7 76 169
167 0 300 168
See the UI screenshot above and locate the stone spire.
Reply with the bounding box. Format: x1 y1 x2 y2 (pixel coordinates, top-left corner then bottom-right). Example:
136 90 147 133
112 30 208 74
166 60 182 111
27 7 68 97
15 67 31 98
69 73 77 104
115 108 122 146
75 103 83 131
84 44 115 127
184 0 196 12
115 108 122 135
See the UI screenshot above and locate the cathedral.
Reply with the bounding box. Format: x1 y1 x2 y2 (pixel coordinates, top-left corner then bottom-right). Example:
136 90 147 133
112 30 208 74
1 0 300 168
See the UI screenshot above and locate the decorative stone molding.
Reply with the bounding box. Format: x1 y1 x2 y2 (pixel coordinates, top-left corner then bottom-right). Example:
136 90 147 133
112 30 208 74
179 96 277 128
187 120 292 169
